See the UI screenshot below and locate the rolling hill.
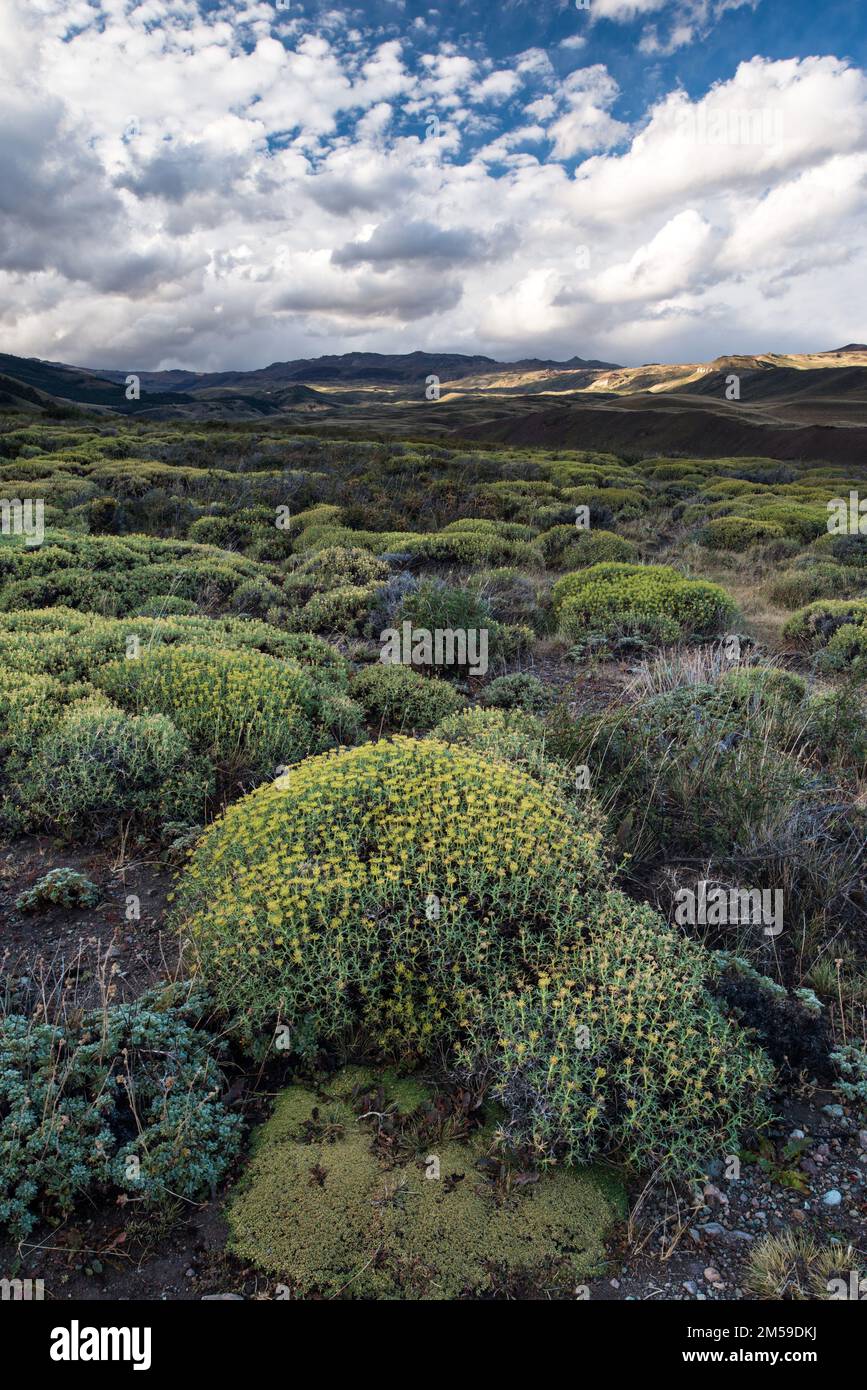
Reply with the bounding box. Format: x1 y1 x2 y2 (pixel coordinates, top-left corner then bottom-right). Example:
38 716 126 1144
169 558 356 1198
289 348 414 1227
2 345 867 463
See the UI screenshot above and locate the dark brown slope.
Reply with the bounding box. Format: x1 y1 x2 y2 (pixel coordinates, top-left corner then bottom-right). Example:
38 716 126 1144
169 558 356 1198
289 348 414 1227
454 395 867 465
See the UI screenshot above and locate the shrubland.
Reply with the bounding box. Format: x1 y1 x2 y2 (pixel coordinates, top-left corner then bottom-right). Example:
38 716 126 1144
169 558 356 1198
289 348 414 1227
2 417 865 1292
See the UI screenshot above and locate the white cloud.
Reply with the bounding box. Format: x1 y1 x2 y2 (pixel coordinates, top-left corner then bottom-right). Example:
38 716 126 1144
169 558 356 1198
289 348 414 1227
548 66 630 158
472 70 522 103
591 0 668 19
583 210 717 303
0 2 864 370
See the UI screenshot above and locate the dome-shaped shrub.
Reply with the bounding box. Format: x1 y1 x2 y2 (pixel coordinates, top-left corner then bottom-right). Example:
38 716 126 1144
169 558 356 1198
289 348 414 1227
95 644 323 783
700 516 785 550
557 529 638 569
552 563 736 641
782 599 867 652
174 737 606 1056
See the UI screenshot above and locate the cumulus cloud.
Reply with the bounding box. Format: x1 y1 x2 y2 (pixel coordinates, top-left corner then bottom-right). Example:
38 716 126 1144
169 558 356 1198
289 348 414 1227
0 0 864 369
331 219 491 268
547 66 631 158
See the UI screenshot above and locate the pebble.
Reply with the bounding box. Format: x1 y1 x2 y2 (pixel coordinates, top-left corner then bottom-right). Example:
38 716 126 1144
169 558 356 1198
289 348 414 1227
822 1189 843 1207
823 1105 845 1119
704 1267 721 1283
859 1131 867 1151
202 1293 243 1301
790 1128 806 1140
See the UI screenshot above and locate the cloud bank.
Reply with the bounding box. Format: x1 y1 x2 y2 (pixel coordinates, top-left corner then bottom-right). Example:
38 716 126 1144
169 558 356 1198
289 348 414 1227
0 0 865 368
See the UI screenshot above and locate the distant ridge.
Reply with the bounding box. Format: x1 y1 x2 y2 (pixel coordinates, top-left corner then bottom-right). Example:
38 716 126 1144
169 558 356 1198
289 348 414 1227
1 347 866 458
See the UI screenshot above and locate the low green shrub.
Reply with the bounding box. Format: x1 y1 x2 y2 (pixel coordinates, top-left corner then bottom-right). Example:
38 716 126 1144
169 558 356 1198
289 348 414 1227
558 530 638 568
396 580 498 677
11 704 211 839
285 546 390 600
783 600 867 652
480 672 550 714
701 516 785 550
15 868 101 913
552 564 736 643
351 664 467 731
814 623 867 675
295 584 375 634
0 985 242 1238
95 644 324 785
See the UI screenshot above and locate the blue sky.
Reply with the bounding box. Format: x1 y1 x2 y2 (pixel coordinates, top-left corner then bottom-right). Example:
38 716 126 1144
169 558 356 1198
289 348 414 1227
1 0 865 369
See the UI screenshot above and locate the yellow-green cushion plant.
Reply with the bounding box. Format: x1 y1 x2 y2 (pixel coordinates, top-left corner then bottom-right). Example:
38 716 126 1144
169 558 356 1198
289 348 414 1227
226 1067 624 1298
174 737 607 1057
782 599 867 651
700 516 785 550
557 529 638 569
552 563 736 641
95 643 323 783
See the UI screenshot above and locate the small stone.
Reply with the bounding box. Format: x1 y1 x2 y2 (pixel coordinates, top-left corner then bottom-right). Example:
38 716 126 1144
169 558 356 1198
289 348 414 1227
790 1128 806 1140
683 1280 698 1296
699 1222 726 1237
185 1268 196 1278
610 1278 620 1289
704 1267 721 1283
202 1293 243 1301
823 1105 845 1119
791 1209 807 1224
822 1189 842 1207
858 1131 867 1151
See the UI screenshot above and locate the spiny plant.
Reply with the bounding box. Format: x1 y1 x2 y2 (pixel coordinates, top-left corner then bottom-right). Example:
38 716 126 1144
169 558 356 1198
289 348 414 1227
173 736 608 1057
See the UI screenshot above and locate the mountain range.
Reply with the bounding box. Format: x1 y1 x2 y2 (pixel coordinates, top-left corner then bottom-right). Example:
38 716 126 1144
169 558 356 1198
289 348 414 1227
2 345 867 464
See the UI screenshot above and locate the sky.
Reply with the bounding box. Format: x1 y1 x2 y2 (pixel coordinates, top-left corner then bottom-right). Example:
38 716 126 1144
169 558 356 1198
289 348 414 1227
1 0 866 371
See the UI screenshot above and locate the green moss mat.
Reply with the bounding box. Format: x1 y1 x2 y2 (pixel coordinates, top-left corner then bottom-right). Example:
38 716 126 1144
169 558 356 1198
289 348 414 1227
227 1068 624 1299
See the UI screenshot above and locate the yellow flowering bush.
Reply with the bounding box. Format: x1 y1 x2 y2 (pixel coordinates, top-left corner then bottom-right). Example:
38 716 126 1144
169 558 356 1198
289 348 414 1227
95 644 325 784
174 737 607 1056
458 893 774 1178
